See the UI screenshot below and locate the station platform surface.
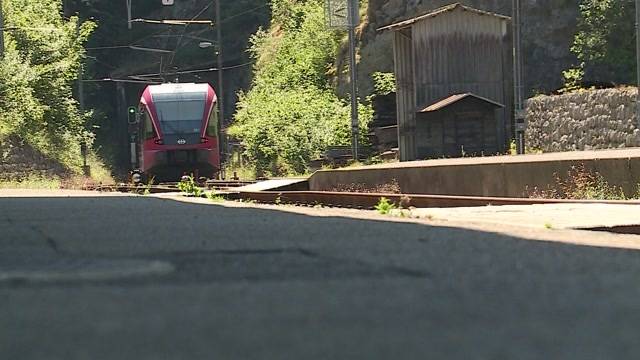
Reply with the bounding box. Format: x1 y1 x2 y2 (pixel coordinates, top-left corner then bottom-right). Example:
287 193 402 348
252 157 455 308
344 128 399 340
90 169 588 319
405 203 640 231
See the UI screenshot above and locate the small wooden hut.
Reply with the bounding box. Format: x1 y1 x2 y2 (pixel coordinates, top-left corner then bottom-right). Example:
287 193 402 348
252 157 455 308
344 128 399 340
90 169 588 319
416 93 504 158
379 3 512 161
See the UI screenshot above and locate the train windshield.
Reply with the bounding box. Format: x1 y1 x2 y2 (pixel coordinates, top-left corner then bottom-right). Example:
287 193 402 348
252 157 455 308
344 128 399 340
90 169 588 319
152 91 206 136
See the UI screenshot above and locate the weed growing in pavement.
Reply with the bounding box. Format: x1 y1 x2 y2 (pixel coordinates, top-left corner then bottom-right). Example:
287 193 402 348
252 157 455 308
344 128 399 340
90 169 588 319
375 197 397 215
544 222 553 229
141 176 155 196
178 175 203 197
206 191 225 202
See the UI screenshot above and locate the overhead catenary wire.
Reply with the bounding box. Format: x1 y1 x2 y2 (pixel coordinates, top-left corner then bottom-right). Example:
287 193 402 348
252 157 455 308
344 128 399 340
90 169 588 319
81 78 161 84
126 60 254 79
220 3 270 23
166 1 215 70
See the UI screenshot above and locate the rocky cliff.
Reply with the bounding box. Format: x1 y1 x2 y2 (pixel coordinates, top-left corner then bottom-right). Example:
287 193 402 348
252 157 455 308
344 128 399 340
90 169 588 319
355 0 580 97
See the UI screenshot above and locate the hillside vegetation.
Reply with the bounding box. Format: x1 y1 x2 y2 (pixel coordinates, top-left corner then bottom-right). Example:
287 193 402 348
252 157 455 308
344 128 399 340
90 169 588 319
0 0 94 170
230 0 372 176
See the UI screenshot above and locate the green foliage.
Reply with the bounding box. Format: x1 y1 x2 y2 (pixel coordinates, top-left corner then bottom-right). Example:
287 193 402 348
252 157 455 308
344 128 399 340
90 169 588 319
561 67 586 93
206 191 225 202
509 139 517 155
0 175 61 189
141 176 155 196
0 0 95 168
570 0 635 84
529 164 628 200
371 72 396 96
231 0 372 176
178 175 203 197
374 197 397 215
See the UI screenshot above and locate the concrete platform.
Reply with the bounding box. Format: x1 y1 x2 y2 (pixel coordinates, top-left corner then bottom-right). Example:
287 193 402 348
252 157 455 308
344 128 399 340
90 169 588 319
309 148 640 197
404 203 640 231
234 178 308 192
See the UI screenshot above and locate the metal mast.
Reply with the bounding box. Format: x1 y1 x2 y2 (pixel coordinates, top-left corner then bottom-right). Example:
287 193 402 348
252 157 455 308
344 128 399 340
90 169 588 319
512 0 526 154
348 0 359 160
216 0 225 168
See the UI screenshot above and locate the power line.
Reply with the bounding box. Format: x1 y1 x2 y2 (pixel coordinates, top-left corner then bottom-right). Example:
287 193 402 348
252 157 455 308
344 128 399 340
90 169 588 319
81 78 161 84
127 60 254 78
220 3 270 23
167 1 215 70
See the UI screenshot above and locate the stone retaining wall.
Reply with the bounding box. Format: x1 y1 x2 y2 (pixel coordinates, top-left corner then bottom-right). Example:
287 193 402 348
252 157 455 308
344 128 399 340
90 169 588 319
526 88 640 152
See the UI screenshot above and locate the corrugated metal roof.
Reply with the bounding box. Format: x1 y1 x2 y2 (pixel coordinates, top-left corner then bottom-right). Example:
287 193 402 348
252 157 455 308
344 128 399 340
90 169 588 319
378 3 510 32
418 93 504 113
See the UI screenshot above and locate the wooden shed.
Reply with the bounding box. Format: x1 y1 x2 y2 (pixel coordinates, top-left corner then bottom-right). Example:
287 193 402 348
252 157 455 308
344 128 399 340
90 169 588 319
379 3 512 161
416 93 504 158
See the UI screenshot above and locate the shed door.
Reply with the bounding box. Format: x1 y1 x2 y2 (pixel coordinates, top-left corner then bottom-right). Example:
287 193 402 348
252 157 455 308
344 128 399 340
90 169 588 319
455 115 484 156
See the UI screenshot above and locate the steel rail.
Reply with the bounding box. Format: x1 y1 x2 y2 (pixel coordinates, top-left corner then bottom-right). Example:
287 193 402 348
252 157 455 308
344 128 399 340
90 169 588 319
233 191 640 209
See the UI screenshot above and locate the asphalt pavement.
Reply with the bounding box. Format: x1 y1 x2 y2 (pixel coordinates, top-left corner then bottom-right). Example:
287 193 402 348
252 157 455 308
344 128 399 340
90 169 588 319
2 190 640 359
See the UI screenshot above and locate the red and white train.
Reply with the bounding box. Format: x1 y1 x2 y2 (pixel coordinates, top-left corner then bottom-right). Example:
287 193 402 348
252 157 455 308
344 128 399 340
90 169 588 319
130 83 221 182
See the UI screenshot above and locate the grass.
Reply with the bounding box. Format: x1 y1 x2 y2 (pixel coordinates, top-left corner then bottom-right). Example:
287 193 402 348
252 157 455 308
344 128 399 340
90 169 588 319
178 175 203 197
224 163 256 181
528 164 632 200
374 197 397 215
206 191 225 202
0 175 61 189
86 152 115 184
544 222 554 229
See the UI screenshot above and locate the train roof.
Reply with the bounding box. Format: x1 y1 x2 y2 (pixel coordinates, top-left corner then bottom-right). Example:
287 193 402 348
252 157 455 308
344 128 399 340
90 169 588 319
147 83 211 95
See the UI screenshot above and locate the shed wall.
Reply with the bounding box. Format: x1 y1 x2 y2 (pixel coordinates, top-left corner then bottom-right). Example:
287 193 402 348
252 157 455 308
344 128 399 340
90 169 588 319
393 29 416 161
393 8 512 161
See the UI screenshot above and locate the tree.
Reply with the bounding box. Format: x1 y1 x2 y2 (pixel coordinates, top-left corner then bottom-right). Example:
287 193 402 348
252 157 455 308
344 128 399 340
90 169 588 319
569 0 636 85
0 0 95 166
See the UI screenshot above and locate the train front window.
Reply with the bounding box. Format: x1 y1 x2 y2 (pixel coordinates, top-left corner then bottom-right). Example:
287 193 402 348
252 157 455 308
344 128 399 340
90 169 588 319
153 91 206 135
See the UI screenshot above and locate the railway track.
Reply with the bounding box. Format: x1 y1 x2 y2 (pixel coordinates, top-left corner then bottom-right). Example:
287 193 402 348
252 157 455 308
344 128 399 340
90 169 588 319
89 182 640 209
90 179 257 194
231 191 640 209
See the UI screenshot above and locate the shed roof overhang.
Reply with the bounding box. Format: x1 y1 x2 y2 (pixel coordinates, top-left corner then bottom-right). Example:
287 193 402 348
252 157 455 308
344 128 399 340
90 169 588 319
377 2 511 32
417 93 504 113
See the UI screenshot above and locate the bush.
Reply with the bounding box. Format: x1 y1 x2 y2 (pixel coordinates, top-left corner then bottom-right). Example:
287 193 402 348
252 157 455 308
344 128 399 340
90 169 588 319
0 0 95 169
230 0 372 176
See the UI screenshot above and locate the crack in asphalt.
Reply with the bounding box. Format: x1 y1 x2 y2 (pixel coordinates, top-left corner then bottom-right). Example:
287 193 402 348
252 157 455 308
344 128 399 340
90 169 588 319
28 225 60 253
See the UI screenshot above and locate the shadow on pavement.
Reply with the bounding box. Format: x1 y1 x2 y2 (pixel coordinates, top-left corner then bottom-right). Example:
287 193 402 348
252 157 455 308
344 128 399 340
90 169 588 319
2 195 640 359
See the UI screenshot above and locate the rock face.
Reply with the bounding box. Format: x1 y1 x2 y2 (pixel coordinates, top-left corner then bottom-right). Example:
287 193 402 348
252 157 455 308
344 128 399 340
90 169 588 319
525 88 640 152
358 0 579 96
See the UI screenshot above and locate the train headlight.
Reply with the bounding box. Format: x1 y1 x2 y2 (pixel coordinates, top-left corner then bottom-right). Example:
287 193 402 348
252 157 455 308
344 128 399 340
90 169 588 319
132 173 142 184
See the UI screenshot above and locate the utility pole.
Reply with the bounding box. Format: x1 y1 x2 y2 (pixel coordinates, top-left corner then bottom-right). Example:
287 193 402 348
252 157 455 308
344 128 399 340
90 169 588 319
0 0 5 59
347 0 359 160
79 63 90 176
215 0 225 170
127 0 132 29
512 0 526 154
